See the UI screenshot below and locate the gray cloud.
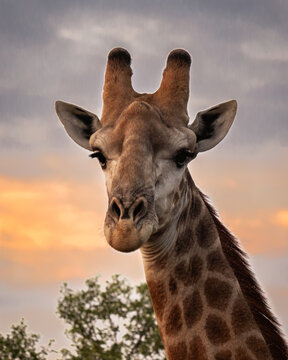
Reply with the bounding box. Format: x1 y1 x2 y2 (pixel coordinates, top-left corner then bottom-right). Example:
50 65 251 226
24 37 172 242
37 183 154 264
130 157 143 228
0 0 287 152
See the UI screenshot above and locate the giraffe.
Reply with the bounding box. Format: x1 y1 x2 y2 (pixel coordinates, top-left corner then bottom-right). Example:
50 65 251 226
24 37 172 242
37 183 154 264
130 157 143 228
55 48 288 360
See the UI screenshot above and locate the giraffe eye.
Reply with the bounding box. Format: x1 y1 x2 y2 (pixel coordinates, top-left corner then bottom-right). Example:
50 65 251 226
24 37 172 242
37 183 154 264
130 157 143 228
174 149 195 168
89 151 107 169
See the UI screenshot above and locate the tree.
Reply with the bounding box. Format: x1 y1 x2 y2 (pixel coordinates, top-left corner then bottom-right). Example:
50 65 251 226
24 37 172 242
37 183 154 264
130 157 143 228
0 319 54 360
0 276 165 360
57 275 165 360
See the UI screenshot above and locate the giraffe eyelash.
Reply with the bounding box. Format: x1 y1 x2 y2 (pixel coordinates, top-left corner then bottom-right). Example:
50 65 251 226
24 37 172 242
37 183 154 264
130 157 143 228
89 152 100 159
174 149 196 168
89 151 107 169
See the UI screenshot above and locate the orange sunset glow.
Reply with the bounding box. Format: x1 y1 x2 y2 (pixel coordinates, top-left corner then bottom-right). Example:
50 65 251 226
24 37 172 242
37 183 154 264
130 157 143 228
0 176 106 251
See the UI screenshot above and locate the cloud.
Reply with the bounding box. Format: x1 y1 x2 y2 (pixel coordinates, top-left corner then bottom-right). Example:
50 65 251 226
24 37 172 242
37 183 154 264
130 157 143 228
0 176 107 251
273 210 288 228
0 245 144 286
267 287 288 334
250 254 288 333
0 0 288 154
241 38 288 63
249 254 288 333
221 211 288 255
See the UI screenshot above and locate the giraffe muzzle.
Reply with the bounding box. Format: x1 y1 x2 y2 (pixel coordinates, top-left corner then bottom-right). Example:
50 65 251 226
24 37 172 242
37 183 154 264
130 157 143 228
104 196 155 252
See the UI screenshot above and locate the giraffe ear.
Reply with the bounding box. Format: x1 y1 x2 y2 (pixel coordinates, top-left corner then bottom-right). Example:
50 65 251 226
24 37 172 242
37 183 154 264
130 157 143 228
55 101 101 150
189 100 237 152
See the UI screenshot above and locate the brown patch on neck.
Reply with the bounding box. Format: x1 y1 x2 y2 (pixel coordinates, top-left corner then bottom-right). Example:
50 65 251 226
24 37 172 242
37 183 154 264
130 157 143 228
167 341 188 360
215 349 232 360
182 289 203 328
174 203 193 255
246 336 272 359
146 279 167 321
207 248 233 278
235 347 253 360
195 211 217 248
189 336 208 360
168 276 177 295
204 277 233 311
231 295 257 335
165 304 183 336
192 191 202 216
174 255 203 286
205 314 231 345
198 189 288 359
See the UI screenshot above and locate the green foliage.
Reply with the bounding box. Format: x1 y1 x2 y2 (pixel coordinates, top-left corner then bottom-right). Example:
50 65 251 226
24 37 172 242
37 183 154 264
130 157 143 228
57 275 165 360
0 319 54 360
0 276 165 360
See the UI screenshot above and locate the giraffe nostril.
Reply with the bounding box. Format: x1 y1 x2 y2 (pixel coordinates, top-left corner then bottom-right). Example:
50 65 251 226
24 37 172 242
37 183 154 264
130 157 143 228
110 197 147 222
133 199 145 220
111 200 121 220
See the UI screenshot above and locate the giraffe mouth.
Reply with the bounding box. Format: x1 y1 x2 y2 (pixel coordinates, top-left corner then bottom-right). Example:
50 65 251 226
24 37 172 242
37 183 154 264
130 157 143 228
104 217 155 252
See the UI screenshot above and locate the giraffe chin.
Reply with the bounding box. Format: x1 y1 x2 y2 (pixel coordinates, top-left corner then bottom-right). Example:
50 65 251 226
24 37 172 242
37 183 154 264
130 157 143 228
104 220 154 253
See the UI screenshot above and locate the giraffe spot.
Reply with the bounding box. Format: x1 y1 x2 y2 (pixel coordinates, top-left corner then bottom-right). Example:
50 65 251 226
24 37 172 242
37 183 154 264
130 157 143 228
174 228 193 255
215 349 232 360
174 260 188 283
205 314 231 345
186 255 203 285
169 277 177 295
204 277 233 311
189 336 208 360
175 206 193 255
196 212 217 248
165 304 183 336
207 248 232 278
193 194 203 217
231 296 256 335
183 290 203 328
147 279 167 321
167 341 188 360
235 346 253 360
174 256 203 286
246 336 271 360
175 228 192 255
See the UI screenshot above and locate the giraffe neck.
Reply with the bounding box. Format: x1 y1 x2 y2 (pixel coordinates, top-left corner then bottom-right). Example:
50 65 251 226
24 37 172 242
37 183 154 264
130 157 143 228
141 171 274 360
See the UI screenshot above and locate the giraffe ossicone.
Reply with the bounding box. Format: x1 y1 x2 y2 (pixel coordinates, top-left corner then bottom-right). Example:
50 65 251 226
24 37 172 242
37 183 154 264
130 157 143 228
55 48 288 360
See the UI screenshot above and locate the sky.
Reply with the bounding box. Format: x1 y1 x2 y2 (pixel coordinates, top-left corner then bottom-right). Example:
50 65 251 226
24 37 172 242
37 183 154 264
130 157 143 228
0 0 287 356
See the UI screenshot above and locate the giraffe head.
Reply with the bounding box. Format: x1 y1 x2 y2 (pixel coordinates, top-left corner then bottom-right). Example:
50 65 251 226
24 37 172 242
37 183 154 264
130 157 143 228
55 48 237 252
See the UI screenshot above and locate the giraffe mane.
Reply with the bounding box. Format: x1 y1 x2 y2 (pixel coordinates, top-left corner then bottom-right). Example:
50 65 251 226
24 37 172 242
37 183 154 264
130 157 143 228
198 188 288 360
